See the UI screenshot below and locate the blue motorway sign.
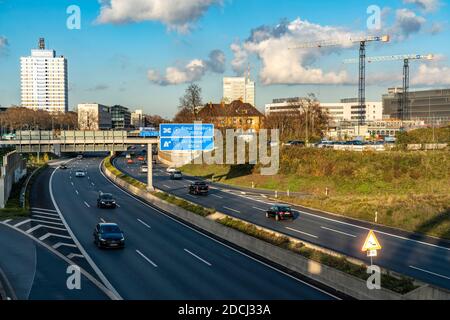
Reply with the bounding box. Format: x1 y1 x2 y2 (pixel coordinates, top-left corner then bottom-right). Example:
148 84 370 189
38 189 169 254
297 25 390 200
160 124 214 138
139 127 159 137
159 124 214 151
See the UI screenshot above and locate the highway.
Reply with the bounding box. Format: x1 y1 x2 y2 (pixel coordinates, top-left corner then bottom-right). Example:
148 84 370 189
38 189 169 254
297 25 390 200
47 155 337 300
113 154 450 291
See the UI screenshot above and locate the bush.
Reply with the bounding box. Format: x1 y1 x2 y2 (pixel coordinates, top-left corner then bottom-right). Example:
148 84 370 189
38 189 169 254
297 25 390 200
105 156 214 217
218 216 417 294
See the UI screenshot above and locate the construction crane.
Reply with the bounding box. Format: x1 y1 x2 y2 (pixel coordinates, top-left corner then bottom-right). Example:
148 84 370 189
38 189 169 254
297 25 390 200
344 54 434 121
290 35 390 133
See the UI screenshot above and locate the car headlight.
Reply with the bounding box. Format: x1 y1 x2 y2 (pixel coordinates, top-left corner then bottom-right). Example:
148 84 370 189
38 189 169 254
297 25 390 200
101 201 105 204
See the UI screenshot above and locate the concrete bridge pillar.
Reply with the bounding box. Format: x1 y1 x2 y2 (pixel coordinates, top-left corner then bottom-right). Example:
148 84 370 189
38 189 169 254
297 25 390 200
147 143 154 191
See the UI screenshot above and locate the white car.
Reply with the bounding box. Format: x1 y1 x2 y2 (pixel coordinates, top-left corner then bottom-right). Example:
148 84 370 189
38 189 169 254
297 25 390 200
140 165 148 173
166 167 177 173
75 170 86 177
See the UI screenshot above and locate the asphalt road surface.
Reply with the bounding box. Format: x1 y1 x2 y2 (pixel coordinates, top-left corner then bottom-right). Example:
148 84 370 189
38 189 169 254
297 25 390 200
48 155 336 300
114 153 450 291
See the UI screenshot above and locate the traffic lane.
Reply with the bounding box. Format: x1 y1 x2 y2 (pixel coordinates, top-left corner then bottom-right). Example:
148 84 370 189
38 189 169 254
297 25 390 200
0 224 36 299
115 157 450 290
57 158 334 300
0 224 109 300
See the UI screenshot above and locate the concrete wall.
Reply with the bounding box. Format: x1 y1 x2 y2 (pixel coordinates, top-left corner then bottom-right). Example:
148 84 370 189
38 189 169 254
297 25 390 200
0 151 27 208
103 159 450 300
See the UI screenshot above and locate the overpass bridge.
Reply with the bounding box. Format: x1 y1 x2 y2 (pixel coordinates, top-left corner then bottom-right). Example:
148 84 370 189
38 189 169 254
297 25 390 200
0 130 159 190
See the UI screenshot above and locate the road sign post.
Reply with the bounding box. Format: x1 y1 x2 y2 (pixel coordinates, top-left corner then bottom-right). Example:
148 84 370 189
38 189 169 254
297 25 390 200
362 230 382 266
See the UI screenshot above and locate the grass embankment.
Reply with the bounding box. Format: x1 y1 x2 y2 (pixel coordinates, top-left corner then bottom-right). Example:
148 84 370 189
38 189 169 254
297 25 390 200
107 156 419 294
182 149 450 239
218 216 417 294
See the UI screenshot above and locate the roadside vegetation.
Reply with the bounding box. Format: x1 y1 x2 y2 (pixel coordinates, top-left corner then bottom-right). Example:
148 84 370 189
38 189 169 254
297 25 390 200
218 216 417 294
107 155 419 295
182 146 450 239
104 156 215 217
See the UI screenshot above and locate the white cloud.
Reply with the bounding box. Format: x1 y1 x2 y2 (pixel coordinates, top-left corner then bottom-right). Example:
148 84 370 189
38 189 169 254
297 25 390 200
403 0 441 13
148 50 226 85
96 0 221 33
231 18 358 85
390 9 426 40
411 63 450 85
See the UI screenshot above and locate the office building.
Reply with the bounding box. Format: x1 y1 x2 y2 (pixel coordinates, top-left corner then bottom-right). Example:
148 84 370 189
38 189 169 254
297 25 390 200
77 104 111 130
265 97 309 115
223 76 255 106
111 105 131 129
20 38 68 113
321 99 383 123
131 109 145 128
265 97 383 123
382 87 450 124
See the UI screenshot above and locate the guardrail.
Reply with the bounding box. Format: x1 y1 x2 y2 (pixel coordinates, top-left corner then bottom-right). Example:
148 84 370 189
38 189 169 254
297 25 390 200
102 157 450 300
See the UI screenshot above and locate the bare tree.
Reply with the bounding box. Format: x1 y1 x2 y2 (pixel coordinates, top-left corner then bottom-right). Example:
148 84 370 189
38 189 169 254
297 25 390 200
178 84 203 121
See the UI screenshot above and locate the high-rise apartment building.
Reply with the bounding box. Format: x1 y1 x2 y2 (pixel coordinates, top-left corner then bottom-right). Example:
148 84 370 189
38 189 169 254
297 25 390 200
223 76 255 106
20 38 68 113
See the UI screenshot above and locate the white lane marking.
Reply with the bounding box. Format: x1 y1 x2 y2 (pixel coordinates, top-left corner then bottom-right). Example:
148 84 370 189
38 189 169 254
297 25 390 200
100 160 340 300
13 220 31 228
230 190 450 252
321 226 356 238
285 227 319 239
32 210 60 217
116 204 121 208
100 218 106 223
184 249 212 266
3 219 12 224
84 201 90 208
163 185 171 189
187 194 197 199
91 182 95 186
137 219 151 229
409 266 450 280
67 253 85 260
71 182 74 186
136 250 158 268
26 223 66 233
50 167 122 301
53 242 77 249
212 194 223 199
75 190 79 195
223 206 241 214
32 215 63 222
31 207 57 213
252 206 266 212
39 233 72 241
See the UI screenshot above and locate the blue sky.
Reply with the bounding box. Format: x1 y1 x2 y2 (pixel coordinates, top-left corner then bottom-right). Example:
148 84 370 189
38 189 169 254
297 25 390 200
0 0 449 117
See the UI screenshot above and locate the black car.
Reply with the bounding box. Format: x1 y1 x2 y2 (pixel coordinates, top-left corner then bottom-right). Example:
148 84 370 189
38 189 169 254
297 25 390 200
188 181 209 195
97 193 117 209
93 223 125 249
266 204 294 221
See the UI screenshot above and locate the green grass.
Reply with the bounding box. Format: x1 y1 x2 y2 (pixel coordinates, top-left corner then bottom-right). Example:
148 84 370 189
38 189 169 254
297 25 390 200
181 149 450 239
218 216 417 294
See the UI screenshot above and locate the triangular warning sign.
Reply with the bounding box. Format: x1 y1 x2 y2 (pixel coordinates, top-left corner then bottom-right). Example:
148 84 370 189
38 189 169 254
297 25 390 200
362 230 382 252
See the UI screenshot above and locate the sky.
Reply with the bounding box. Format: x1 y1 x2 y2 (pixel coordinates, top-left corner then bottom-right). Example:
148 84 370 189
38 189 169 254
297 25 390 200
0 0 449 118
